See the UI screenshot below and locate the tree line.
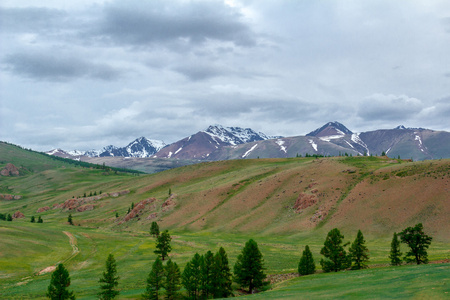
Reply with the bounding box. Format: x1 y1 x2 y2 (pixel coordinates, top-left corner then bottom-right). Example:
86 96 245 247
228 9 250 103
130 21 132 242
46 222 432 299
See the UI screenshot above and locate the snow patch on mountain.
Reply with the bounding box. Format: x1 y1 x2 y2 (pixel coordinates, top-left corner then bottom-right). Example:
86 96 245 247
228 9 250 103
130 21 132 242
204 125 270 146
276 140 287 153
308 139 318 152
351 133 369 155
242 144 258 158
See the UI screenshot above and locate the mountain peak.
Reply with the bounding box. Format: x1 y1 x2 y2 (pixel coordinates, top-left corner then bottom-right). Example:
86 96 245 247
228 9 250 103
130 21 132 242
306 121 352 138
203 125 270 145
395 125 407 130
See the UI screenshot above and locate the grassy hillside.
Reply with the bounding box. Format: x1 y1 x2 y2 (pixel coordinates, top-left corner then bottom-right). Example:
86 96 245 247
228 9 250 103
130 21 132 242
1 144 449 298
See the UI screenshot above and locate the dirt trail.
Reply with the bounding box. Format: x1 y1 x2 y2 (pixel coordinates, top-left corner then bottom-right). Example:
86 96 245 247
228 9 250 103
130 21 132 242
36 231 79 276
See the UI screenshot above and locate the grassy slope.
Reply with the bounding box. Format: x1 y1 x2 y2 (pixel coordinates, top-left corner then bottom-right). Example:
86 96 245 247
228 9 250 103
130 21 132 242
1 143 449 298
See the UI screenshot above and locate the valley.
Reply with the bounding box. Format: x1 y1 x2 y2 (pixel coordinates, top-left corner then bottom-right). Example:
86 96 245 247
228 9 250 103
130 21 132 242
1 141 449 299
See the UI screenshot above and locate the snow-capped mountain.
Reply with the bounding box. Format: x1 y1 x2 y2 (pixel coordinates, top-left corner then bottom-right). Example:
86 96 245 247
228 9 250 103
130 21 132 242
154 125 275 159
46 137 165 159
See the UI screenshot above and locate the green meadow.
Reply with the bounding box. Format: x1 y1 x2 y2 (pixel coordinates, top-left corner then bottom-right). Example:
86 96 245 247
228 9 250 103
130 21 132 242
1 142 449 298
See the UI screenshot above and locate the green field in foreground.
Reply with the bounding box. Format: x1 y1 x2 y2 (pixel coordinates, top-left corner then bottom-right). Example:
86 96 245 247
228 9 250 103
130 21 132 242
0 221 449 299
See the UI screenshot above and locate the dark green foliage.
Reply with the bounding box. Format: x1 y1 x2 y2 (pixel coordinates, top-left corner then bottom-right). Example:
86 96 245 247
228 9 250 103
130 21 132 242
200 250 214 298
115 212 119 218
0 213 6 220
211 247 233 298
399 223 432 264
349 230 370 270
98 254 120 299
46 264 75 300
320 228 351 272
142 257 165 300
298 245 315 275
181 253 202 299
389 232 403 266
168 188 172 195
127 207 131 214
31 216 35 223
154 230 172 261
38 216 43 223
165 259 181 300
131 202 135 209
68 214 73 225
233 239 267 294
150 221 160 238
7 213 13 221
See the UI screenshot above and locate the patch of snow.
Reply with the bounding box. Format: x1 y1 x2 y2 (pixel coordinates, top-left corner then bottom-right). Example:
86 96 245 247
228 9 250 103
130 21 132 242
351 133 370 155
242 144 258 158
345 140 354 149
276 140 287 153
319 134 344 142
174 147 183 155
308 139 318 152
386 147 392 154
167 151 173 158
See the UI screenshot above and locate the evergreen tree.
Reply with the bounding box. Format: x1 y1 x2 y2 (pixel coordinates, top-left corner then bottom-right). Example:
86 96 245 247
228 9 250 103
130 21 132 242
31 215 35 223
142 257 165 300
68 214 73 225
154 230 172 261
38 216 43 223
98 254 120 299
389 232 403 266
150 221 160 238
200 250 214 298
7 213 12 221
348 230 370 270
46 264 75 300
233 239 267 294
399 223 432 264
181 253 202 299
165 259 181 300
298 245 316 275
211 247 233 298
320 228 351 272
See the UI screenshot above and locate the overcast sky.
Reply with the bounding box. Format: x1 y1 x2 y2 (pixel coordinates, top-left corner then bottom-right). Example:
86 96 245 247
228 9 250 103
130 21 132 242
1 0 449 151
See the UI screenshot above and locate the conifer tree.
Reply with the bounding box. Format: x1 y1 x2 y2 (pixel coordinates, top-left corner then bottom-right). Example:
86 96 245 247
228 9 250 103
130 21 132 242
298 245 316 275
165 259 181 300
320 228 351 272
142 257 165 300
98 254 120 299
31 215 35 223
348 230 370 270
399 223 432 264
46 264 75 300
389 232 403 266
154 230 172 261
150 221 160 238
200 250 214 298
233 239 267 294
38 216 43 223
181 253 202 299
211 247 233 298
68 214 73 225
7 213 12 221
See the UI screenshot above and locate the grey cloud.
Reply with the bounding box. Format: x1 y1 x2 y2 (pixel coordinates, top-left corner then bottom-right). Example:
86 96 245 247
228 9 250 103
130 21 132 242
3 52 122 81
357 94 424 121
0 7 68 33
95 0 256 48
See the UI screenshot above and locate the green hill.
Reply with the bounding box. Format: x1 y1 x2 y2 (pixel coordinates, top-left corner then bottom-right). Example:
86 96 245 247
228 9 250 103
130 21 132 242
1 143 449 299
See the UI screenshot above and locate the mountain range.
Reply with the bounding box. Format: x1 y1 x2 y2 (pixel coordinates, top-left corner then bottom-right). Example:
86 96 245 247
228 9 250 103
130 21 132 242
46 122 450 164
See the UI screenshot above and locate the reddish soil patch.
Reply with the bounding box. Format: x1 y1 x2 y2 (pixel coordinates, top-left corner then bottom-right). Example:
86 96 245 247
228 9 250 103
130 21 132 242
13 211 25 219
162 195 177 212
293 193 317 212
1 163 19 176
0 194 22 200
120 197 157 224
37 206 50 213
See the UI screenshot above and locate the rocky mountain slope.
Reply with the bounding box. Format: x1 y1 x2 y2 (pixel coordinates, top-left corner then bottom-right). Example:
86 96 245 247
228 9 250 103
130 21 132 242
46 122 450 164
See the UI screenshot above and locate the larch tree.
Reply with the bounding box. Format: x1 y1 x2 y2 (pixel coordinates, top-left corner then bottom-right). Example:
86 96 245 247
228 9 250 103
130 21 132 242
298 245 316 275
320 228 351 272
46 264 75 300
98 254 120 299
399 223 432 264
348 230 370 270
164 259 181 300
233 239 267 294
389 232 403 266
181 253 203 300
142 257 165 300
154 230 172 261
211 247 233 298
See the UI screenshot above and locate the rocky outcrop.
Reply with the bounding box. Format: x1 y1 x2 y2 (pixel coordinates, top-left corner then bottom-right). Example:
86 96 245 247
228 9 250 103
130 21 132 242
0 194 22 200
13 211 25 219
37 206 50 213
293 193 317 212
1 163 20 176
120 198 156 224
161 195 177 212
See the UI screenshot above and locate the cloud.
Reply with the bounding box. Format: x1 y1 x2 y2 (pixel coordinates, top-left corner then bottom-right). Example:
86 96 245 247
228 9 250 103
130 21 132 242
0 7 68 33
3 52 122 81
357 94 424 121
94 0 256 49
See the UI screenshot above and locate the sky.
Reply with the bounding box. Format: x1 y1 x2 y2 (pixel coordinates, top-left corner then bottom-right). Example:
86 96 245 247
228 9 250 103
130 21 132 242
1 0 450 151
